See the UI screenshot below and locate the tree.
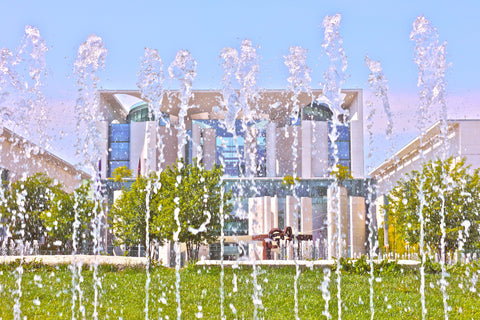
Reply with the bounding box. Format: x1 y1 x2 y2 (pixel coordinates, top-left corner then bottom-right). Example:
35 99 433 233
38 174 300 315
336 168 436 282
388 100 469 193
153 159 232 262
111 166 133 182
0 173 64 247
385 157 480 259
0 173 95 253
330 163 353 181
41 181 95 253
110 158 232 262
110 174 164 249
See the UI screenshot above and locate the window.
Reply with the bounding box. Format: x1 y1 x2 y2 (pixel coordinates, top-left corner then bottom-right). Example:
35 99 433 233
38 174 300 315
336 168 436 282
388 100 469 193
108 123 130 177
328 122 351 170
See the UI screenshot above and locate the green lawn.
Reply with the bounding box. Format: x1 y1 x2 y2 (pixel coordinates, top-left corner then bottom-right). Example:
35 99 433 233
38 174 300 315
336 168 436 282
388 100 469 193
0 263 479 319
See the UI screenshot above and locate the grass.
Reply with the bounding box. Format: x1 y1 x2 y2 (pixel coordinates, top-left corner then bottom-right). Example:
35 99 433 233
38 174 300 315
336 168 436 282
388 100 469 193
0 262 479 319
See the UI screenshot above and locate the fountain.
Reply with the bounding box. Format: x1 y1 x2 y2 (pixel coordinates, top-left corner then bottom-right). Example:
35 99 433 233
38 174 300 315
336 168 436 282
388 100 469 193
0 12 478 320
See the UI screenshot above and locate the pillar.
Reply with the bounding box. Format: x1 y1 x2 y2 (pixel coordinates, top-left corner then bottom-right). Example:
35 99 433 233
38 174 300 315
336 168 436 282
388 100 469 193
266 122 276 177
301 120 312 178
244 126 257 177
264 196 273 233
191 123 201 161
349 196 366 258
248 197 264 236
312 121 329 177
301 197 313 234
286 196 299 232
327 185 348 259
203 128 216 170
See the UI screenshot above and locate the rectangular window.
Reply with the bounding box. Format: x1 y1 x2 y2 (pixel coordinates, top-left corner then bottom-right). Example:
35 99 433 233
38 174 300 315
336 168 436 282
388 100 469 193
109 123 130 177
109 124 130 142
110 142 129 161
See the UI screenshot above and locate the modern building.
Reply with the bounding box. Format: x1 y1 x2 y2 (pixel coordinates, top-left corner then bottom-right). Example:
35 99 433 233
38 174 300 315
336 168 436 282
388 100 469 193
370 119 480 250
99 89 370 261
0 127 90 192
370 119 480 195
0 127 91 245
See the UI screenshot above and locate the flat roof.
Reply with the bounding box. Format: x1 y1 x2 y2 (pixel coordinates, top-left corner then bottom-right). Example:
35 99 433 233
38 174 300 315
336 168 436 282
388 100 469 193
369 119 480 179
99 89 361 122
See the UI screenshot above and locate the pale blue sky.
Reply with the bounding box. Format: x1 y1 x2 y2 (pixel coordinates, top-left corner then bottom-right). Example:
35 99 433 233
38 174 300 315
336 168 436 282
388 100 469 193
1 1 478 95
0 0 478 168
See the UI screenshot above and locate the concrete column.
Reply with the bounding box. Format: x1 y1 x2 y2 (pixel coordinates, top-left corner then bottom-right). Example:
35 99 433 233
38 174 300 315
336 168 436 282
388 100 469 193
271 196 279 229
312 121 329 177
301 121 313 178
301 197 313 234
142 121 157 174
203 128 216 170
130 121 147 177
98 120 109 179
248 196 264 261
349 90 364 178
244 126 257 177
286 196 299 232
327 185 348 259
266 122 276 177
158 126 178 170
248 197 264 236
375 195 389 250
191 123 201 161
349 196 366 258
264 196 273 233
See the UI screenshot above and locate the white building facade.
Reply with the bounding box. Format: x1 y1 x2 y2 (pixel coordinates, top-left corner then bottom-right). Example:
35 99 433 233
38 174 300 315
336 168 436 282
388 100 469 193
370 119 480 250
99 89 370 261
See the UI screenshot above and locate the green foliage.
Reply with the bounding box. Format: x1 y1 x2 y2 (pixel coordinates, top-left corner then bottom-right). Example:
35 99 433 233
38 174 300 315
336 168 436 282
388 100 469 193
0 173 95 252
42 181 95 252
1 265 479 319
111 166 133 182
110 158 232 262
0 173 64 244
385 157 480 258
334 256 402 276
155 158 232 262
330 164 353 181
282 175 300 186
110 174 161 248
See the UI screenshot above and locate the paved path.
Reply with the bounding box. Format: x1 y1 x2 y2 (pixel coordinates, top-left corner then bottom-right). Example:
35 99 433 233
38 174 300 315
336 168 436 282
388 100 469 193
0 255 148 267
196 259 421 268
0 255 421 269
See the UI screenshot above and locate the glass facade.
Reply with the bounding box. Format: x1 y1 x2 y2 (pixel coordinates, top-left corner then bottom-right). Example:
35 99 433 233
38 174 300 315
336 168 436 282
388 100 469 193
127 101 170 125
108 123 130 177
193 119 267 177
302 102 333 121
328 122 351 169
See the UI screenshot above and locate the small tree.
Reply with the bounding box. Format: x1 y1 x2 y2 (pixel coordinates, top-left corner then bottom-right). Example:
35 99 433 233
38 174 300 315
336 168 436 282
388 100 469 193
110 174 164 249
330 163 353 181
0 173 64 247
385 157 480 259
111 166 133 182
111 159 232 262
42 181 95 253
153 158 232 262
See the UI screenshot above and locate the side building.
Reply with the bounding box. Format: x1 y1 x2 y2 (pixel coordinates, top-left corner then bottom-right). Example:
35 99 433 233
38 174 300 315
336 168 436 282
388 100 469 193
0 127 90 192
370 119 480 251
99 89 370 261
0 127 91 244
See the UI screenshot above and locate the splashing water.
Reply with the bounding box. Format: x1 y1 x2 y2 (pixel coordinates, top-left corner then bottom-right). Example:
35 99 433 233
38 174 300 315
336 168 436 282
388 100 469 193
410 15 450 320
138 46 165 320
284 45 311 320
322 13 348 320
0 11 472 320
73 34 107 320
168 49 197 320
